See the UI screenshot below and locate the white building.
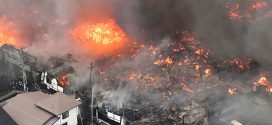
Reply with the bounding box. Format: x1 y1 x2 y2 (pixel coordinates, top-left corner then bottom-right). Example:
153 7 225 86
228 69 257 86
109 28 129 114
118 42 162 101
3 91 81 125
41 71 64 92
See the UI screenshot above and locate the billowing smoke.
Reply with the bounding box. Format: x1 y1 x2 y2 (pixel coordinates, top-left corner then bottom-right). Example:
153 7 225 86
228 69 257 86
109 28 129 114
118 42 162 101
118 0 272 66
1 0 272 64
1 0 272 124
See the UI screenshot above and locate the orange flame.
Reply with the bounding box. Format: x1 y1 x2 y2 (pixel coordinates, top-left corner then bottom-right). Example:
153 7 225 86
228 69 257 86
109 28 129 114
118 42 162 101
71 19 126 55
266 85 272 93
229 58 251 70
154 59 164 65
255 76 269 86
205 68 212 77
228 87 237 95
129 72 137 80
194 64 201 71
165 57 174 66
59 75 69 87
251 2 267 10
0 17 19 46
154 57 174 66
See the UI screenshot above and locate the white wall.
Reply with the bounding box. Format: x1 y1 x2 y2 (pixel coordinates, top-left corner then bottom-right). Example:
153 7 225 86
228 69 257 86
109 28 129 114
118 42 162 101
53 106 79 125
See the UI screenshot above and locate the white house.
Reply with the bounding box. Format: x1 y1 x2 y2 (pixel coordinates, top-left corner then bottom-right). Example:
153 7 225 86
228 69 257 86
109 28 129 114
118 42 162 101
3 91 81 125
41 71 64 92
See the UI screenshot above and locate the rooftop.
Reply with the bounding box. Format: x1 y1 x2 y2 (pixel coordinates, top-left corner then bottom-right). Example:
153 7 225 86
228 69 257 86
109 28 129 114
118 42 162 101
3 91 81 125
36 92 81 115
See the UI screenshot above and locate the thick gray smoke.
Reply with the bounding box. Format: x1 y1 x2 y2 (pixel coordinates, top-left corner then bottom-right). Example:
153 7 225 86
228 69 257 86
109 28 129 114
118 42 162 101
1 0 270 65
118 0 272 66
0 0 271 64
1 0 272 124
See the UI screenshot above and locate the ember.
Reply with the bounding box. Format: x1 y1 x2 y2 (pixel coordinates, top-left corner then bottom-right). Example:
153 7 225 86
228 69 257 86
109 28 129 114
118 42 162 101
228 87 237 95
255 76 269 86
226 0 272 21
229 58 252 71
204 68 212 77
251 1 267 10
165 57 174 66
266 85 272 93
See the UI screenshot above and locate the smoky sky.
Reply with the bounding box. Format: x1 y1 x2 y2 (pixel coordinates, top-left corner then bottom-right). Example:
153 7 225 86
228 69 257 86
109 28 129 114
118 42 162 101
0 0 271 66
2 1 272 123
117 0 272 66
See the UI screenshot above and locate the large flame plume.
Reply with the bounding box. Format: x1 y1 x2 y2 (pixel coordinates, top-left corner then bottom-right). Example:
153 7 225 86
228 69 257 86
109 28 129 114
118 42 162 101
0 16 20 46
70 19 127 56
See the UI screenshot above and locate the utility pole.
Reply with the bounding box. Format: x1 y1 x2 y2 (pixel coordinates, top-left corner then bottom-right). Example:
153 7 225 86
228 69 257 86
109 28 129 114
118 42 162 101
88 62 94 125
121 102 126 125
22 69 27 92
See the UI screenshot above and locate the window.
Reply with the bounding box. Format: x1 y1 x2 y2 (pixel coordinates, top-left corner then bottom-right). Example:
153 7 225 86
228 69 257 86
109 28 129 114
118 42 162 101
62 122 67 125
62 111 69 119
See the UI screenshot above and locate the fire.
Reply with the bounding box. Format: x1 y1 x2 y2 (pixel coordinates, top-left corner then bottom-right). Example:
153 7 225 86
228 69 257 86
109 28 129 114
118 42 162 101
229 58 251 71
226 0 272 21
129 72 137 80
266 85 272 93
251 2 267 10
154 59 164 65
71 19 127 55
195 49 204 55
228 87 237 95
194 63 201 71
59 75 69 87
165 57 174 66
253 75 272 94
154 57 174 66
229 12 241 19
184 58 190 65
149 45 159 55
0 16 19 46
205 68 212 77
180 81 193 93
255 76 269 86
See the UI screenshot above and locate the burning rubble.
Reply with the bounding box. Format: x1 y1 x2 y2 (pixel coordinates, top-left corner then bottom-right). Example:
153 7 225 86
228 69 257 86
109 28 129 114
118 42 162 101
1 0 272 124
226 0 272 22
228 87 237 95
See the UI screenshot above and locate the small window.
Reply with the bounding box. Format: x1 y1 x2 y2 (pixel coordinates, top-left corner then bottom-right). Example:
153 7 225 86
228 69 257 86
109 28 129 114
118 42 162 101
62 111 69 119
62 122 67 125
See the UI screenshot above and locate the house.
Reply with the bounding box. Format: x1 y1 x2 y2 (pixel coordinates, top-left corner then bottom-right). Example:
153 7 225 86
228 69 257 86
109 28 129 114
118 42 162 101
41 64 74 93
2 91 81 125
95 103 129 125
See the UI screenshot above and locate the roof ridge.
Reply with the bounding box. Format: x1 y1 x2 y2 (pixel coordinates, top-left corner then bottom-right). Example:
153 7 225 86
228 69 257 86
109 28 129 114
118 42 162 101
36 92 81 116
